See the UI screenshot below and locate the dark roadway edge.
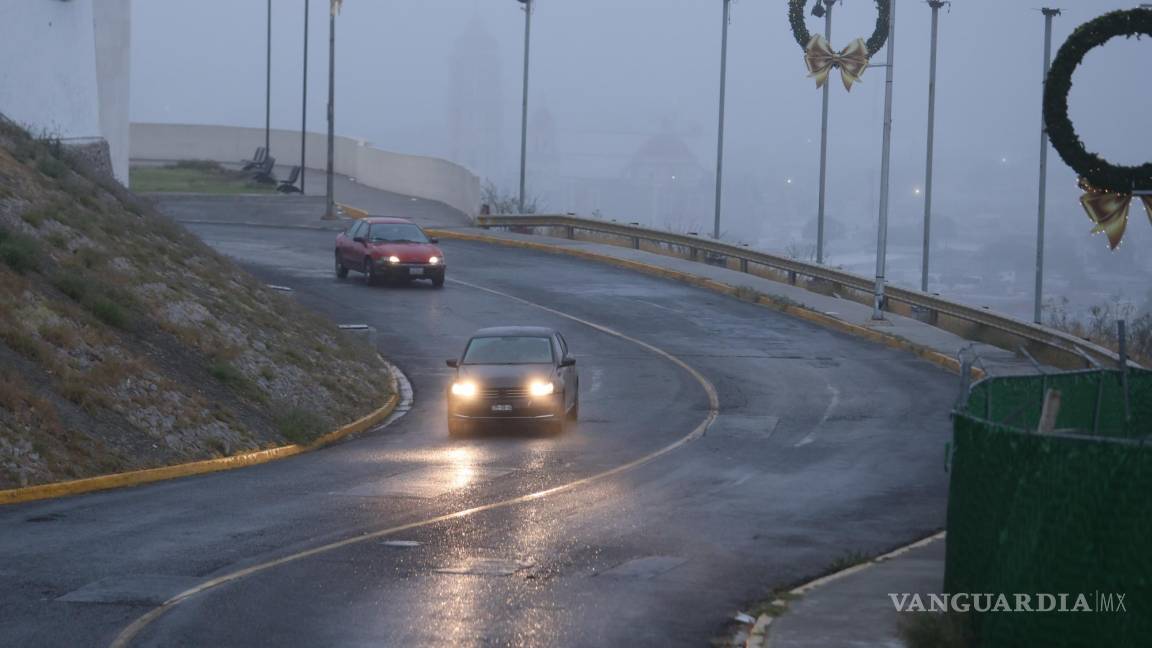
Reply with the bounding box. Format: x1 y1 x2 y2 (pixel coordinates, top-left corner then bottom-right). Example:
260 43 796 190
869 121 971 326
107 267 723 648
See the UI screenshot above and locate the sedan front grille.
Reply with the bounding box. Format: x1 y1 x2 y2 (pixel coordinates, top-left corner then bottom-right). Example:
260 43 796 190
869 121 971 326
480 387 531 400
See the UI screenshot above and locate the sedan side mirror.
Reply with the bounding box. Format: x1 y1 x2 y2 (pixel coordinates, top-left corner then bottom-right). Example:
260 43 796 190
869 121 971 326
353 236 367 244
445 359 459 368
559 357 576 367
428 237 439 244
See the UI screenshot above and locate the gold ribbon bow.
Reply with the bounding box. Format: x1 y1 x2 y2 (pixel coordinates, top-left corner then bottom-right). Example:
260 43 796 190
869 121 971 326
804 35 870 91
1078 178 1152 250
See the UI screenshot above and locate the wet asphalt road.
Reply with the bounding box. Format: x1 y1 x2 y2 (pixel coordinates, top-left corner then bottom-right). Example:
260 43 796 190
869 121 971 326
0 224 956 647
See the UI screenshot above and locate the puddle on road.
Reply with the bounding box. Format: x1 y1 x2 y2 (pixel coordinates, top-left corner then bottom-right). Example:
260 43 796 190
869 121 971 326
382 540 422 548
338 465 513 499
434 558 535 576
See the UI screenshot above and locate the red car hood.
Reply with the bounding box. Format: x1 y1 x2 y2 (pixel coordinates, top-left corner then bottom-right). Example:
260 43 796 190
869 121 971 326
368 242 443 263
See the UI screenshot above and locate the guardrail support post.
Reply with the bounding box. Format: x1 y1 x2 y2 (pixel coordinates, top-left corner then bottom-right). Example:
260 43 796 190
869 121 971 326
739 258 748 273
789 271 797 285
566 226 574 240
690 247 699 261
632 236 640 250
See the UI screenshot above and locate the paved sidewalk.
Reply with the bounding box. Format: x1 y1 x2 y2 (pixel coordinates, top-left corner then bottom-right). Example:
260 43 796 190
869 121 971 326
765 537 946 648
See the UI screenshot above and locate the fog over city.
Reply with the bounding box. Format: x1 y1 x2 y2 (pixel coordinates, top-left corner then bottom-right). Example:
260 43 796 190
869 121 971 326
131 0 1151 321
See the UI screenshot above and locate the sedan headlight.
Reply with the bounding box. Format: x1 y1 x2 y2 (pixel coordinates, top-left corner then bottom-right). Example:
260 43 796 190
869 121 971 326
428 256 440 265
528 380 554 397
387 255 401 264
451 381 477 398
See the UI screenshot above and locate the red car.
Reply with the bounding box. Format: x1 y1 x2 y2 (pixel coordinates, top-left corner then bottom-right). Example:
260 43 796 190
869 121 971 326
335 217 446 288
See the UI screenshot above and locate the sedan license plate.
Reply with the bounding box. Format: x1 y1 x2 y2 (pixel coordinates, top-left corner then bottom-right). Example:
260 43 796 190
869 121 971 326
491 404 513 412
409 267 425 276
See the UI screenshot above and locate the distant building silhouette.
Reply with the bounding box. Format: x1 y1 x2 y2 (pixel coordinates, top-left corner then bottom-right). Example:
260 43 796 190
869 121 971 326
449 16 502 180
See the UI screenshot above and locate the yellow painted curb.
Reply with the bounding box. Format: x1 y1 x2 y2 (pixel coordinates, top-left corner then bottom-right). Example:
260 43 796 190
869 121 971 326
429 228 984 381
0 379 400 506
338 203 370 219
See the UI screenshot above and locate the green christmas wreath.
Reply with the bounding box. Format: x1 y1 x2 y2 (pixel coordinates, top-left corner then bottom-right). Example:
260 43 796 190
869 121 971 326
1043 8 1152 194
788 0 890 57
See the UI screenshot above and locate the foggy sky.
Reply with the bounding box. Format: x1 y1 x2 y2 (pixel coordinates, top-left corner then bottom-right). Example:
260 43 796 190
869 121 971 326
131 0 1151 316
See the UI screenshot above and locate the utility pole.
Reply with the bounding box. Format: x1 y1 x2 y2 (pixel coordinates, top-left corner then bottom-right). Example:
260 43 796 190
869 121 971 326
518 0 533 214
713 0 731 240
324 0 338 219
872 0 896 320
265 0 272 154
921 0 945 292
1034 8 1060 323
301 0 309 193
815 0 835 263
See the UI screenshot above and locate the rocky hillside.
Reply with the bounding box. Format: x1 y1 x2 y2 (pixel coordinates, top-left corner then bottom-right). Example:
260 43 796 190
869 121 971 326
0 121 389 489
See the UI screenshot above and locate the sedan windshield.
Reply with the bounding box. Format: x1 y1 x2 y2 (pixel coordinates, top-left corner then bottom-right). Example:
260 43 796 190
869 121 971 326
367 223 429 243
463 336 554 365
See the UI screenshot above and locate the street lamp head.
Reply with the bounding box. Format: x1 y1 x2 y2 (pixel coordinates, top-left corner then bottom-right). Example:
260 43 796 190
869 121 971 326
811 1 826 18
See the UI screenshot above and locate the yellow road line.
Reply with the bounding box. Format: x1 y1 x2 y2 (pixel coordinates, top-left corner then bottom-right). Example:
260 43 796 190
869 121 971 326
429 228 983 380
1 370 400 506
109 279 720 648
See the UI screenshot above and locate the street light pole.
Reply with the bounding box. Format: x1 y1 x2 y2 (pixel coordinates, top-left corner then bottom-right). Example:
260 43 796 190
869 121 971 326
301 0 309 193
872 0 896 320
518 0 533 214
816 0 834 263
265 0 272 155
921 0 944 292
1034 8 1060 324
324 1 338 219
713 0 731 240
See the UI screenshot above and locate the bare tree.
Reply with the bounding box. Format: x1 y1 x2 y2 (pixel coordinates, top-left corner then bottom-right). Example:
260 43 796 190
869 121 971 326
482 181 540 214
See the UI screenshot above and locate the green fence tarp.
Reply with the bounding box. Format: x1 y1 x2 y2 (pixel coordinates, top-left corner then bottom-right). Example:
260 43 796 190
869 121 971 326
946 369 1152 647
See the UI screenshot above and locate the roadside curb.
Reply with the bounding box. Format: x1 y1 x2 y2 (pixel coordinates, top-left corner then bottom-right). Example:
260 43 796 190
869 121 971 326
743 531 947 648
428 229 983 380
0 362 403 506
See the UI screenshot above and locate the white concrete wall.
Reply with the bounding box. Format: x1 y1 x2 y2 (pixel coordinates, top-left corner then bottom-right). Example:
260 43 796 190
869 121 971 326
130 123 481 217
0 0 102 138
93 0 132 183
0 0 131 183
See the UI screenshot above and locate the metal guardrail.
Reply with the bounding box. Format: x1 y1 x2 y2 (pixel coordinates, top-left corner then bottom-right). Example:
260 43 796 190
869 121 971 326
476 213 1128 370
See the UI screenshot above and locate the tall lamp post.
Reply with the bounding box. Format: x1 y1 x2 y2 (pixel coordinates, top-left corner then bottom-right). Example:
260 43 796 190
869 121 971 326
920 0 945 292
265 0 272 155
814 0 835 263
324 0 341 219
517 0 533 214
712 0 732 240
872 0 897 320
301 0 310 193
1034 8 1060 323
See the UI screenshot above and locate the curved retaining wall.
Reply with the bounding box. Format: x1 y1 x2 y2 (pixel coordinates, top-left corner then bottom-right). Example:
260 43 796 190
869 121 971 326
129 122 481 218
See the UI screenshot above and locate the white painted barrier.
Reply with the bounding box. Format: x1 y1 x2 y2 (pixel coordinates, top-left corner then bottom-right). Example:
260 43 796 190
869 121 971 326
129 122 481 218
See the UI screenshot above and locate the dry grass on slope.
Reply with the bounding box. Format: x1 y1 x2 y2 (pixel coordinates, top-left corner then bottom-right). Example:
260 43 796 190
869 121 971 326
0 121 389 489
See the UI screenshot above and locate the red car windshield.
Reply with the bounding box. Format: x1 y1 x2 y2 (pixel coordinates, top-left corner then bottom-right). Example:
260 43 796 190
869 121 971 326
367 223 429 243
